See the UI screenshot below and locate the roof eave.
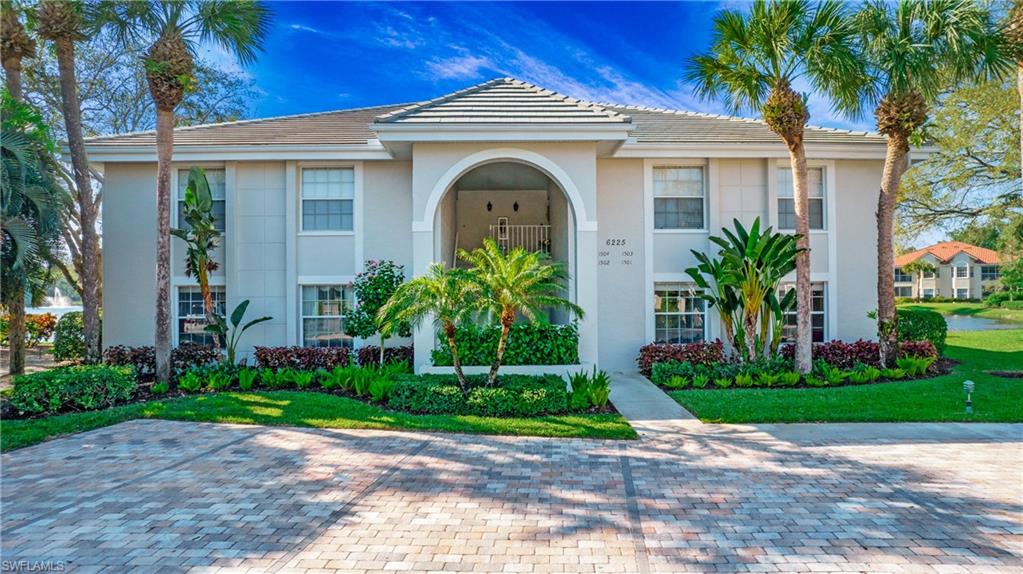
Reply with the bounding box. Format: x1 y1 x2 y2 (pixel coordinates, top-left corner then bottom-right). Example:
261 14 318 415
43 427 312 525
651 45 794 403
80 142 394 163
372 122 634 143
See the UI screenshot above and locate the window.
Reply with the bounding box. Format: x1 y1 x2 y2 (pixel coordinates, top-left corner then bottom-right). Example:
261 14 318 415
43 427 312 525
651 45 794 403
955 265 970 279
653 283 705 343
302 168 354 231
653 166 704 230
177 286 226 346
981 265 1000 281
955 288 969 300
923 269 936 279
301 285 353 348
777 167 825 230
894 267 913 283
923 288 935 299
895 286 913 298
778 282 826 343
177 169 226 231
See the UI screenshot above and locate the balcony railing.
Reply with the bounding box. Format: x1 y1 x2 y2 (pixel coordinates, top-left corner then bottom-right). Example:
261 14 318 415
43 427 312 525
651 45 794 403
489 224 551 255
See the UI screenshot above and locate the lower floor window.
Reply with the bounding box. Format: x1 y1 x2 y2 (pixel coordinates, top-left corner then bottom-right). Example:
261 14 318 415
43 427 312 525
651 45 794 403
779 282 826 343
955 288 969 300
178 286 226 346
923 289 935 298
895 286 913 298
302 285 353 348
653 283 705 343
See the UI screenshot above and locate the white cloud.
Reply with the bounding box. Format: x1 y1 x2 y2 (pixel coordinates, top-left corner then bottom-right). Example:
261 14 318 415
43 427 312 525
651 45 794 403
425 54 495 80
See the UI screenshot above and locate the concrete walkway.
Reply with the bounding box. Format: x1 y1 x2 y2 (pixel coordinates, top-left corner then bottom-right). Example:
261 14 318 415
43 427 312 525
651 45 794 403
609 372 698 435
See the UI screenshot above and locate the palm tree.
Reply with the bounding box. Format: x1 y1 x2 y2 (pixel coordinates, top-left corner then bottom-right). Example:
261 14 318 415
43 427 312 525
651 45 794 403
900 260 936 301
856 0 1011 366
170 167 221 352
1006 1 1023 193
35 0 103 365
102 0 271 383
685 0 866 373
378 264 480 391
1 2 36 100
459 239 583 386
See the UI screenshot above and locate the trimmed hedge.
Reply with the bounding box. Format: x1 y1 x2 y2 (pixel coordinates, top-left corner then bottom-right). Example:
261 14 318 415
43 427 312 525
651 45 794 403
388 374 569 417
103 344 218 377
636 341 725 376
1001 301 1023 310
253 346 350 370
52 311 86 361
356 345 413 368
897 308 947 354
9 365 136 415
780 339 938 368
431 323 578 366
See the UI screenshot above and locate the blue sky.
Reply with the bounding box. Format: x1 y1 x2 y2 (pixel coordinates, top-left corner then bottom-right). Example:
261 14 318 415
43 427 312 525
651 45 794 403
215 1 872 131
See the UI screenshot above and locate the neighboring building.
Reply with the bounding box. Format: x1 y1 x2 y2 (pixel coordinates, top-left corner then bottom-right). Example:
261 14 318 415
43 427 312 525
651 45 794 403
894 241 1002 300
86 77 913 372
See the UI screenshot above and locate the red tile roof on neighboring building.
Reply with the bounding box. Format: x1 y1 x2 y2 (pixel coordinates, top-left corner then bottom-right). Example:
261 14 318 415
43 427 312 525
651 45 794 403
895 241 1002 267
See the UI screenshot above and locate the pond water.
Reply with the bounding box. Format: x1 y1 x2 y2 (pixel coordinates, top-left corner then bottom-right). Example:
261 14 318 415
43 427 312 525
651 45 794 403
943 314 1018 332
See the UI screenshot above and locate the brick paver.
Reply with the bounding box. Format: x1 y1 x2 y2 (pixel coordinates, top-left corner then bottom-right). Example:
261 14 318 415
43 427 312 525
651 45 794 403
2 419 1020 573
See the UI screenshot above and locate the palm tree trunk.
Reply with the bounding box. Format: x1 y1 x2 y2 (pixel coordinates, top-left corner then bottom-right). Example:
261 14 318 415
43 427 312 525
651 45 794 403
488 307 515 386
444 322 467 391
7 289 26 375
785 140 813 374
379 335 387 366
52 38 102 364
3 57 22 101
155 108 174 384
197 268 220 355
877 136 911 368
1017 62 1022 193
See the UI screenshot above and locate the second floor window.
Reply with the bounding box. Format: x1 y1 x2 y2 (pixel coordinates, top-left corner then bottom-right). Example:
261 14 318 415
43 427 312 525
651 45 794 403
653 166 704 230
178 168 226 231
955 265 970 279
894 267 913 282
778 167 824 230
302 168 354 231
981 265 1000 280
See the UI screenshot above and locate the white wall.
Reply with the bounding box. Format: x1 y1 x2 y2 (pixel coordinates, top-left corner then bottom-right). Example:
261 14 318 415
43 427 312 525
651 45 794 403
834 159 882 341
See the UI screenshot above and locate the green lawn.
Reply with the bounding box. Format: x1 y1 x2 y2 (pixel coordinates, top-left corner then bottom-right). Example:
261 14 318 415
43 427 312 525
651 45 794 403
0 391 636 452
899 301 1023 324
672 329 1023 423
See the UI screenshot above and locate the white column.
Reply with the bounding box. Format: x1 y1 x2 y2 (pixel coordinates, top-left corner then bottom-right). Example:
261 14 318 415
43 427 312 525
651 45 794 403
412 225 434 372
575 224 599 368
285 161 298 345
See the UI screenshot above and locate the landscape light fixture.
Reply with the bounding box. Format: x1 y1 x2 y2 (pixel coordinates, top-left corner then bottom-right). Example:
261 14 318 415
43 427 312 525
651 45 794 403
963 380 974 414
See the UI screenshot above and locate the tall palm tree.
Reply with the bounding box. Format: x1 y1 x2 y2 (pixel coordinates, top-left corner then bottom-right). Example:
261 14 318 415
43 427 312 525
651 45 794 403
1 1 36 100
856 0 1011 366
103 0 271 383
378 264 480 391
1006 1 1023 191
35 0 103 365
459 239 583 386
685 0 866 373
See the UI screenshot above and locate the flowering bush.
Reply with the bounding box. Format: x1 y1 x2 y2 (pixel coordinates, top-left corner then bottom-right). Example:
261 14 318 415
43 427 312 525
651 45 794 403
253 346 350 370
636 340 725 376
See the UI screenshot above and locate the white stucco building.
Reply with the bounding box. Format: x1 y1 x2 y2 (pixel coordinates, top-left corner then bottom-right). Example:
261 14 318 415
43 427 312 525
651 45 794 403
894 241 1003 300
86 77 910 372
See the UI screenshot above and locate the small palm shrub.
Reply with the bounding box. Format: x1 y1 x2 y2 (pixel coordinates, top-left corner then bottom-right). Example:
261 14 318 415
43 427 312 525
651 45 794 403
756 372 780 387
805 376 829 387
714 377 733 389
665 375 690 389
568 369 592 410
692 374 710 388
881 368 906 380
178 371 202 393
734 372 755 388
588 369 611 407
260 368 287 389
778 371 801 387
151 380 170 395
369 377 396 402
238 368 258 390
895 356 935 377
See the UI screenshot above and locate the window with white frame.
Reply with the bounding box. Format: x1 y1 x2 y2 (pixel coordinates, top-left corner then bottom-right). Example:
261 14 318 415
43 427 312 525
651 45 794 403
981 265 1000 280
894 267 913 283
778 282 826 343
777 167 825 230
301 285 353 348
177 286 226 346
895 286 912 298
955 265 970 279
177 168 226 231
653 283 705 343
301 168 354 231
923 269 936 278
653 166 705 230
923 288 935 298
955 288 969 299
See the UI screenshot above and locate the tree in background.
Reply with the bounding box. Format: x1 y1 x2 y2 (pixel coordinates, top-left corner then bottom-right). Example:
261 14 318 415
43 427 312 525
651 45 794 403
34 0 102 364
899 79 1020 239
855 0 1010 367
170 167 221 352
685 0 866 373
102 0 271 384
1005 1 1022 184
1 1 36 100
345 260 411 364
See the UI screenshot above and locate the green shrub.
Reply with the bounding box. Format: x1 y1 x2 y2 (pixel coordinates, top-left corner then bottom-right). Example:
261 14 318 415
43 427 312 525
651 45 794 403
260 368 287 389
896 355 935 377
291 370 315 389
778 371 801 387
207 369 234 391
805 376 829 387
431 322 579 366
177 371 202 393
847 364 882 384
713 377 733 389
588 369 611 407
388 374 568 417
351 369 376 397
756 372 780 387
238 368 257 390
369 377 396 402
897 308 947 354
1001 300 1023 310
9 365 135 415
52 311 88 361
734 372 754 388
692 374 710 388
814 361 847 385
151 380 170 395
665 375 689 389
568 370 592 410
881 367 906 380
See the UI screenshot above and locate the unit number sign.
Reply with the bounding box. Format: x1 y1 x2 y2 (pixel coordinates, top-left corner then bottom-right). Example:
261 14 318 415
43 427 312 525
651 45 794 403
599 237 634 268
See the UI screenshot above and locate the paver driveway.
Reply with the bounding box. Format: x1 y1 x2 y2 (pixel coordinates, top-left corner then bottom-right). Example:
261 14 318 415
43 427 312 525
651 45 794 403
2 419 1021 573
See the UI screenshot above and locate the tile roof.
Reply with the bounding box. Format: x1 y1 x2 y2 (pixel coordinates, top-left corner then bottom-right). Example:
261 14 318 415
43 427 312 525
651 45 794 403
895 241 1002 266
83 77 886 148
375 78 629 124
